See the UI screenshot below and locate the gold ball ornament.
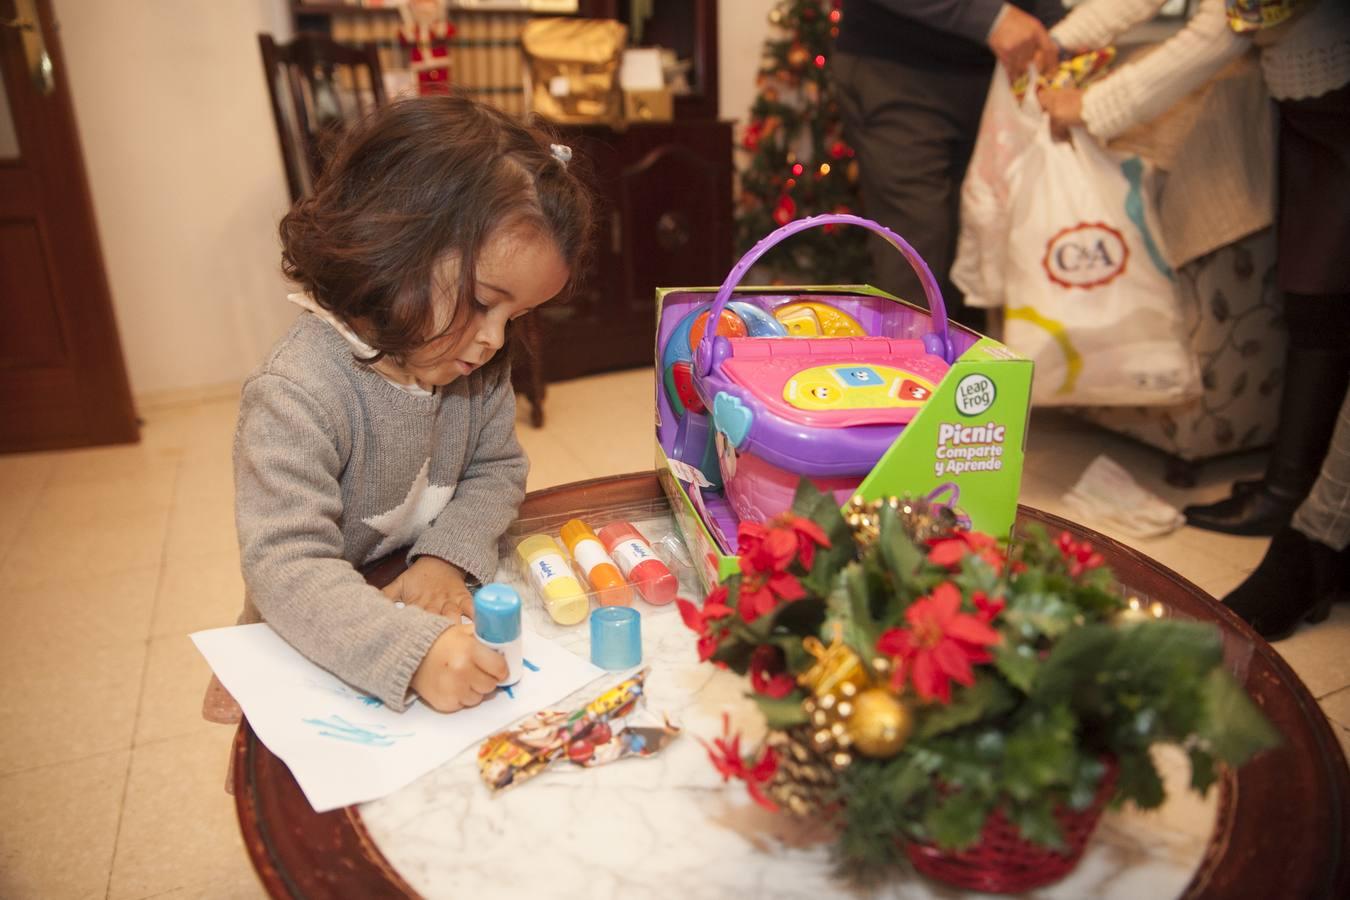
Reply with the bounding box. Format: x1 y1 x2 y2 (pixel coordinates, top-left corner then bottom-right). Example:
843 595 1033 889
846 688 913 758
788 43 810 69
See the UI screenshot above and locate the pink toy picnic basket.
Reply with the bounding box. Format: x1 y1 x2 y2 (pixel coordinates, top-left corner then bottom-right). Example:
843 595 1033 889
685 214 957 524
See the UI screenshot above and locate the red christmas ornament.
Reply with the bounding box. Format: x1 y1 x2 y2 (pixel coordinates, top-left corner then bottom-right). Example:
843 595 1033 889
773 193 797 226
743 121 764 151
829 141 849 160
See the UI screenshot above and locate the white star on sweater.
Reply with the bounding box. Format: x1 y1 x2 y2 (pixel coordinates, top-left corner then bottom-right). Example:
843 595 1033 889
363 458 456 557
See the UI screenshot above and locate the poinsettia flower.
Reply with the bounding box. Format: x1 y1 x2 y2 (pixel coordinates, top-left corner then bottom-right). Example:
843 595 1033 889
738 570 808 624
788 515 830 570
877 582 1001 703
701 713 779 810
1055 531 1105 577
927 530 1005 573
677 587 734 661
749 645 798 699
738 515 831 576
972 590 1006 622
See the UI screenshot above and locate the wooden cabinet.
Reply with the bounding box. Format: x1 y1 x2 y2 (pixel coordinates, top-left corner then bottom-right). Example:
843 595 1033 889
539 119 733 381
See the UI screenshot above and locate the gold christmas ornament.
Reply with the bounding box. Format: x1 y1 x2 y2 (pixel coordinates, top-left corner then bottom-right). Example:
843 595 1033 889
843 493 962 549
798 627 870 697
846 688 913 758
787 43 809 69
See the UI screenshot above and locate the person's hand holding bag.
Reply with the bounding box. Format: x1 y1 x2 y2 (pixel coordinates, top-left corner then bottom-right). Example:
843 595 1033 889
1038 85 1086 139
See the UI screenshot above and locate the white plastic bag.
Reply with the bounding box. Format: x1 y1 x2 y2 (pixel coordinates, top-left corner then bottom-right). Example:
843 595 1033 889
951 66 1038 310
1003 119 1199 406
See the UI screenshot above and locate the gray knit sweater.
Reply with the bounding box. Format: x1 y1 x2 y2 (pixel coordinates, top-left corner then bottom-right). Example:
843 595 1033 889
233 313 528 710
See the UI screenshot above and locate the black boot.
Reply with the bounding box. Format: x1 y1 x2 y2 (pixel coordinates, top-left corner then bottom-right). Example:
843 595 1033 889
1185 347 1350 536
1223 527 1349 639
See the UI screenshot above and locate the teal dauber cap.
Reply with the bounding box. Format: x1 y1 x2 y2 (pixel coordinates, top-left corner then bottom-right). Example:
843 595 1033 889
590 605 642 670
473 583 521 644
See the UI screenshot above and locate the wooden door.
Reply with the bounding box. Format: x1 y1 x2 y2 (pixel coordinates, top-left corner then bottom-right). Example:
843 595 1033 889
0 0 137 452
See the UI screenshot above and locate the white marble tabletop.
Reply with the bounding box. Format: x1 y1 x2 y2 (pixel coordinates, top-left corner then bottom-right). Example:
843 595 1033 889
359 514 1218 899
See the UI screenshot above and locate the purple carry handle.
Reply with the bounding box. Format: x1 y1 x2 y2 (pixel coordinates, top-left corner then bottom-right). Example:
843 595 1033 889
694 214 954 376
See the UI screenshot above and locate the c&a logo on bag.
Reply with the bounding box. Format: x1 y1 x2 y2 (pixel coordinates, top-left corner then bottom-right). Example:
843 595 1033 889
1042 222 1129 289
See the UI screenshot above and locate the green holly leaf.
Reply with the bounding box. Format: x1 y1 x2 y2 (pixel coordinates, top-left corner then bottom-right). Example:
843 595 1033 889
1003 589 1079 640
1116 749 1165 808
925 789 991 850
754 693 810 728
915 677 1017 740
825 561 886 660
1199 668 1281 764
1189 746 1218 794
1003 706 1077 801
1032 624 1118 704
1007 798 1065 850
1108 621 1223 687
877 504 924 587
994 641 1041 693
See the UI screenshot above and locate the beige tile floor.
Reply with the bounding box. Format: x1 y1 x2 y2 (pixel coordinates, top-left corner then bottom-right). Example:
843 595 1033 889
0 367 1346 899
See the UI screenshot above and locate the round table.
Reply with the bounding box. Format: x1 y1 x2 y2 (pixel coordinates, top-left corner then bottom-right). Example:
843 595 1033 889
232 472 1350 899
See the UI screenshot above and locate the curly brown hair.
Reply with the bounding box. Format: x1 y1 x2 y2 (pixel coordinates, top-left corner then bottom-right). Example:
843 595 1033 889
279 93 593 363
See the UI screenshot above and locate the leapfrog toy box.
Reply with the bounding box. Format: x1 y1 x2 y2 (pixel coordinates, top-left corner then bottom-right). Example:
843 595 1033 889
654 215 1034 591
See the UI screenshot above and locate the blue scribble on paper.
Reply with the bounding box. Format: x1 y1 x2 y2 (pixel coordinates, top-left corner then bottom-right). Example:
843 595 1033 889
502 684 516 699
303 715 412 747
522 658 541 672
307 680 385 708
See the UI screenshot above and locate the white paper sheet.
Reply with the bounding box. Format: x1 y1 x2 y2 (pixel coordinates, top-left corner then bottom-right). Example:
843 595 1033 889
191 623 605 812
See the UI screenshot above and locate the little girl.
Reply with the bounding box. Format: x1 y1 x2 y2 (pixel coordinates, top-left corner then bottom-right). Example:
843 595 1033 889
232 94 593 714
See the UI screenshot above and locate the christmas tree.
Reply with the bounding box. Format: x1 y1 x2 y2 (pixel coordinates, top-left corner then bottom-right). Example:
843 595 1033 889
735 0 871 284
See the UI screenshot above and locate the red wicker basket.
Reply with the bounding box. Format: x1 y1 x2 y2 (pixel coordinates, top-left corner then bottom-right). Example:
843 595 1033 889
905 761 1119 894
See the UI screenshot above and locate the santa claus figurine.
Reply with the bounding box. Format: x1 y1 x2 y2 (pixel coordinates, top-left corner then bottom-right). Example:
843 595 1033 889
398 0 454 95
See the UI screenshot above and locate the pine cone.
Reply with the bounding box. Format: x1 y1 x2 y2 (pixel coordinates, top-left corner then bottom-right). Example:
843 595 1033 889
764 726 841 817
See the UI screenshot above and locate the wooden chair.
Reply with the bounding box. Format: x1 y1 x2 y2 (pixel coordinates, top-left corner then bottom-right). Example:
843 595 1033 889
257 32 548 425
258 32 387 203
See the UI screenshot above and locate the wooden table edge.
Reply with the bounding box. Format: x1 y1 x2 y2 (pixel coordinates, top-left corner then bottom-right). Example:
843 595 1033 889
231 472 1350 898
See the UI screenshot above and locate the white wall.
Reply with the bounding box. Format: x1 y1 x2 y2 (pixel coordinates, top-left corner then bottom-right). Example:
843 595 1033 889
718 0 776 133
55 0 296 399
54 0 769 398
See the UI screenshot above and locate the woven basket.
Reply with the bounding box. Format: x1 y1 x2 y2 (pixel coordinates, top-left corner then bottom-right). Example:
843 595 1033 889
905 761 1118 894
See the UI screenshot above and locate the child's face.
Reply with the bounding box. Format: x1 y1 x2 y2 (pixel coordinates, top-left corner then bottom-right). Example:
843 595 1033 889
394 224 569 390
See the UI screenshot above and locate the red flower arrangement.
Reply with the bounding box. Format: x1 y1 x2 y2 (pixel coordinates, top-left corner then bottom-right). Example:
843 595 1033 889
677 485 1279 885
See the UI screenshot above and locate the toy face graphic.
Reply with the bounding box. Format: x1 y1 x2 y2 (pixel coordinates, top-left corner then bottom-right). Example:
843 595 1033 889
783 365 937 412
773 301 866 337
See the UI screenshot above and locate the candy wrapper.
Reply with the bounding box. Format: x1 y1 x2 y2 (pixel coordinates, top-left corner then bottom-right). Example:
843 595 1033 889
1012 47 1117 101
477 668 679 792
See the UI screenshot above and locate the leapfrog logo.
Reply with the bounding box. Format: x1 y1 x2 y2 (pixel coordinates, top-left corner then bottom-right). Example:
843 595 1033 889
1042 222 1129 289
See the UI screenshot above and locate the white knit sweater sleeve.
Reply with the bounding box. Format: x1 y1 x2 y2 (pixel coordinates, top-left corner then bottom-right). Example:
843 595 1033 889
1077 0 1248 140
1050 0 1167 53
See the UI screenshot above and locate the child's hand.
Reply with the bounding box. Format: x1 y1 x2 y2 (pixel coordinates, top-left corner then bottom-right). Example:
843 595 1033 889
411 624 509 712
1038 85 1085 140
381 556 474 620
